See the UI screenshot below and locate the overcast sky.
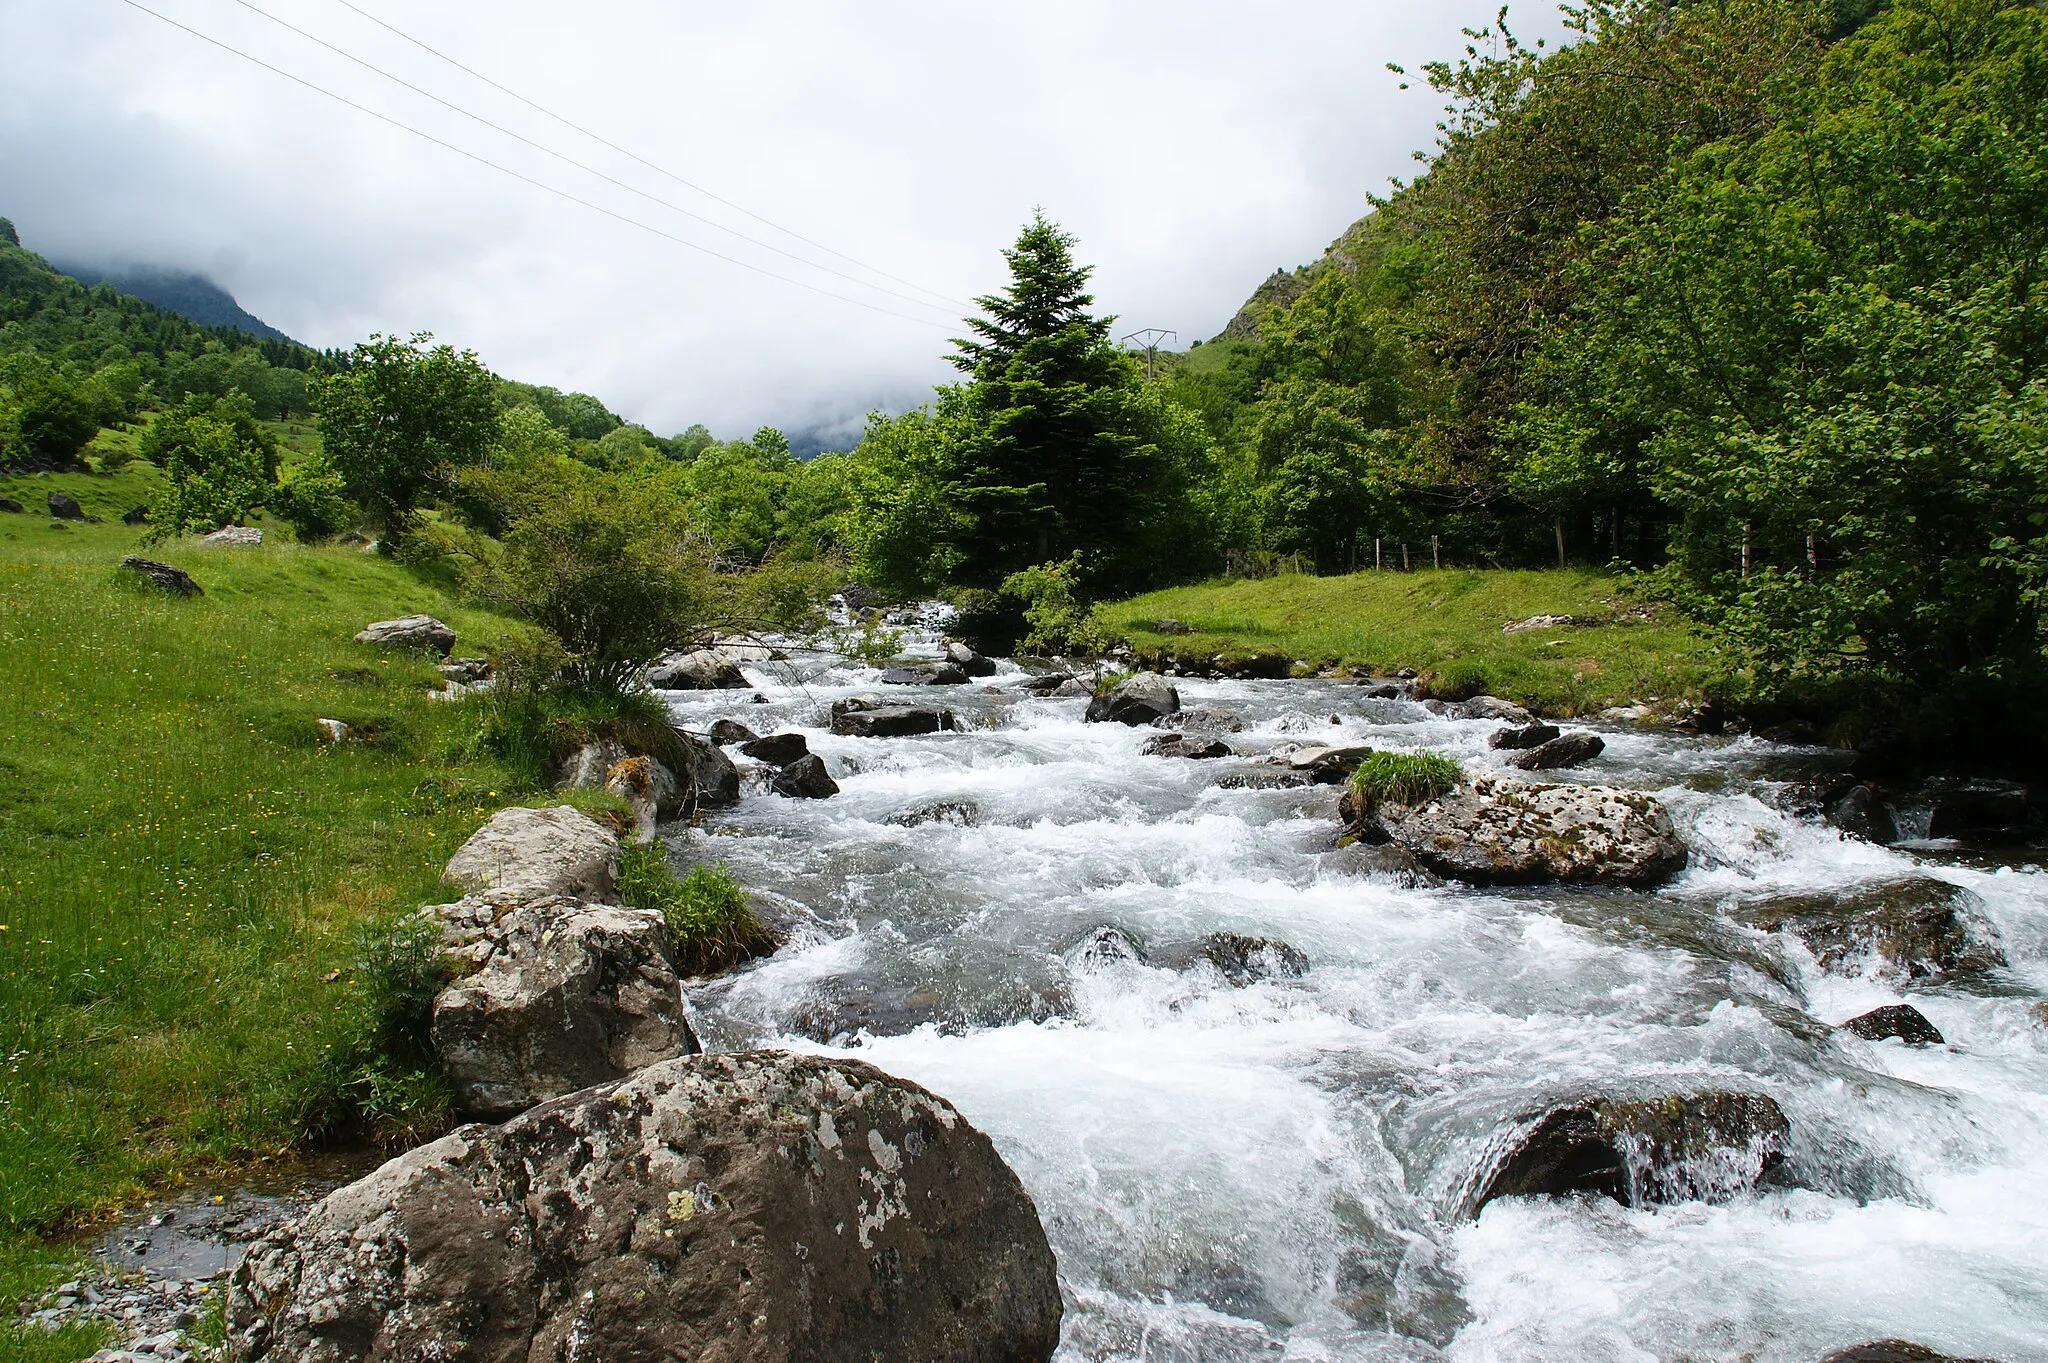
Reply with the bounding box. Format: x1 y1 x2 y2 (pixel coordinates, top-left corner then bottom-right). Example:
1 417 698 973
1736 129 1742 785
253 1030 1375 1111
1 1 1565 446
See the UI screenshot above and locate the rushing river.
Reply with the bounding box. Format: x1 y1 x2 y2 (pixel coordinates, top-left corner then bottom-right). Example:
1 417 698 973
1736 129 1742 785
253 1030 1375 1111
659 627 2048 1363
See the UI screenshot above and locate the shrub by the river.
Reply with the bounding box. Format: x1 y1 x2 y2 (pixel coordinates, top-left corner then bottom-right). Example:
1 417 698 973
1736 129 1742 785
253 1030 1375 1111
616 848 765 977
1348 752 1462 812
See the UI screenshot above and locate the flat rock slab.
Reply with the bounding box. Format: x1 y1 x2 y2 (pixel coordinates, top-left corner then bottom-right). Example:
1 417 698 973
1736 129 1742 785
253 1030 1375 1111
443 804 618 900
226 1051 1063 1363
1374 775 1687 888
202 525 262 545
353 614 455 655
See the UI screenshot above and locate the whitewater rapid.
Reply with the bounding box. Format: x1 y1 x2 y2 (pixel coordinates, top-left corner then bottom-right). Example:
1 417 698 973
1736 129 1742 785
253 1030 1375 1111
659 638 2048 1363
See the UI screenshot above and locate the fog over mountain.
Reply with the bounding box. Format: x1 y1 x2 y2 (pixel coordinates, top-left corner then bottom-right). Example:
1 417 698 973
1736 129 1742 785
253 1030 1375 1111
0 1 1565 443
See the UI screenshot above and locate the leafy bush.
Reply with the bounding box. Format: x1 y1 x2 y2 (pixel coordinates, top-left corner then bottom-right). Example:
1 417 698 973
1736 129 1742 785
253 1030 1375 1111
1002 553 1113 655
1348 751 1462 810
140 391 281 537
271 453 355 542
830 617 905 666
315 332 500 535
615 847 767 977
324 910 454 1146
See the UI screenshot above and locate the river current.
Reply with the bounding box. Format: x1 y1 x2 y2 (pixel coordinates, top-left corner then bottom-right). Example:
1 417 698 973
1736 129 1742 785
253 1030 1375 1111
658 628 2048 1363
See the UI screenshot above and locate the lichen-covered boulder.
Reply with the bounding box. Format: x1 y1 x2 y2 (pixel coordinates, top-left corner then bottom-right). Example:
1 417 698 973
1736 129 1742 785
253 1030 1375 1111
1467 1092 1789 1215
1085 671 1181 726
225 1051 1063 1363
353 614 454 654
1363 774 1687 888
443 804 618 900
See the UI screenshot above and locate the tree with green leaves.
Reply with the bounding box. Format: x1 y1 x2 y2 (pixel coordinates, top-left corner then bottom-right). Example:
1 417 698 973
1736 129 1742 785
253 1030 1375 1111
314 333 499 537
141 390 280 536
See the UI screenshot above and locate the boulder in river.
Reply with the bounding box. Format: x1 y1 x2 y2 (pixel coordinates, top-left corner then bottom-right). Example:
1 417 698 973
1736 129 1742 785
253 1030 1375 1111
353 614 455 655
1738 878 2004 981
646 647 748 690
1357 774 1688 888
771 753 840 799
1445 695 1533 722
1923 780 2040 844
1085 671 1181 725
1142 733 1231 759
944 641 999 676
1829 784 1898 845
1840 1004 1944 1046
225 1051 1064 1363
1816 1343 2005 1363
881 662 970 686
443 804 618 900
428 895 695 1118
117 556 201 597
1488 722 1560 751
1468 1092 1789 1214
1286 743 1373 782
670 727 742 810
708 718 758 745
1509 731 1605 771
1160 706 1245 734
831 697 956 738
1154 932 1310 985
741 732 810 766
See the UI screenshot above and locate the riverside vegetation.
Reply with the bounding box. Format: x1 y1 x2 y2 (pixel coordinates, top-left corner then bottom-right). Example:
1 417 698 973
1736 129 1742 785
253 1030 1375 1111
1 0 2045 1356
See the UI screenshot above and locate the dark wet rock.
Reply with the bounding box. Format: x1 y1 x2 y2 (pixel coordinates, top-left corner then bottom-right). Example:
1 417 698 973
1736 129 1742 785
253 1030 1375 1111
1488 723 1560 751
1154 618 1194 634
1160 706 1245 734
1469 1092 1790 1215
741 732 809 766
1069 926 1145 969
1358 681 1410 700
118 555 202 597
1830 784 1898 845
1760 719 1826 746
1327 839 1444 887
1509 731 1605 771
944 641 999 676
1155 933 1310 985
771 753 840 799
1017 672 1074 695
1216 769 1312 791
791 974 1071 1043
1852 725 1916 780
47 491 86 520
1365 775 1687 888
226 1051 1063 1363
1738 878 2005 981
1841 1004 1944 1046
1924 780 2040 844
1208 652 1293 680
671 728 742 810
1445 695 1533 722
1142 733 1231 759
121 503 150 525
881 662 970 686
887 799 979 828
647 647 748 689
0 496 22 513
428 893 695 1118
830 698 957 738
443 805 618 900
1085 671 1181 725
708 718 758 746
437 656 491 685
1817 1343 2005 1363
353 614 454 655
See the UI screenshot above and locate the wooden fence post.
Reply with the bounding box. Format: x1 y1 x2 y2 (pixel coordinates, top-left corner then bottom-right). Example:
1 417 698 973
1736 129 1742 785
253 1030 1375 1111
1432 535 1440 569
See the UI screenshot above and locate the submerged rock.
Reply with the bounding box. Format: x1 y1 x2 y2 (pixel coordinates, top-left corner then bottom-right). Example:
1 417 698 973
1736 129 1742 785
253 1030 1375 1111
1509 731 1605 771
791 974 1070 1043
1142 733 1231 759
1363 775 1688 888
1468 1092 1789 1215
118 556 201 597
1160 706 1246 734
708 718 758 745
830 698 956 738
1488 722 1560 751
1738 878 2004 981
646 647 748 689
428 896 694 1118
353 614 455 655
741 732 809 766
771 753 840 799
442 805 618 900
1085 671 1181 726
887 799 979 827
1155 932 1310 985
226 1051 1063 1363
1840 1004 1944 1046
1816 1343 2005 1363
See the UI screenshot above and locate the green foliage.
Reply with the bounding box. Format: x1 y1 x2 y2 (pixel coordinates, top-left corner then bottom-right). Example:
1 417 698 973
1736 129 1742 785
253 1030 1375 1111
1347 751 1462 810
0 356 99 469
1001 553 1112 655
315 332 500 535
141 391 281 537
829 617 906 666
271 452 355 542
615 849 765 977
326 911 453 1145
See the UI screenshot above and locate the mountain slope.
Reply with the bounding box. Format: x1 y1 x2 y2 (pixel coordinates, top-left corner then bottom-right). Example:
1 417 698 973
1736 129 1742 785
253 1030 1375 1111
50 260 292 343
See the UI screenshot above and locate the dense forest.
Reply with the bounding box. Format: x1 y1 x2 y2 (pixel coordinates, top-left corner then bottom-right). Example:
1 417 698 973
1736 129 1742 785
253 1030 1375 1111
4 0 2044 734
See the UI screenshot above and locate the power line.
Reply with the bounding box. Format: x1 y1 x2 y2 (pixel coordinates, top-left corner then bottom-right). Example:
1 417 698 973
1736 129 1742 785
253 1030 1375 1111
220 0 959 318
110 0 956 331
329 0 972 312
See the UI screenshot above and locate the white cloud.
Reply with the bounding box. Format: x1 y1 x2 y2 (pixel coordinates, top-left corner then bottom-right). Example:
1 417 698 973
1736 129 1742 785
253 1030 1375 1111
0 0 1565 443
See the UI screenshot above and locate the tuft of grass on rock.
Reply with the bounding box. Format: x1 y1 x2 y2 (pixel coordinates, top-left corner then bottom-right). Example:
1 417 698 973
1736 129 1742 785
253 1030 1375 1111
615 847 769 978
1347 752 1463 812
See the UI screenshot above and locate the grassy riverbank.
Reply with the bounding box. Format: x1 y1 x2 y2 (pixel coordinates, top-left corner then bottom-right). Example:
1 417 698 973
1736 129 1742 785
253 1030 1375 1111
1100 568 1721 716
0 466 545 1341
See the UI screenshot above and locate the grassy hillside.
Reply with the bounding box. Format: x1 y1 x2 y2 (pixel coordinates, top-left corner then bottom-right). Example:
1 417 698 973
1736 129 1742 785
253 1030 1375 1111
0 465 547 1325
1101 568 1720 716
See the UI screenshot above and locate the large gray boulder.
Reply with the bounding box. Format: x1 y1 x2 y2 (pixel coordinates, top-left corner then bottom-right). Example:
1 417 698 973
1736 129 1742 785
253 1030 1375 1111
353 614 455 656
831 698 957 738
1738 878 2004 981
671 727 741 808
1085 671 1181 725
428 896 694 1118
442 805 618 900
646 648 747 690
1359 774 1688 888
1509 730 1605 771
557 740 686 825
225 1051 1063 1363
